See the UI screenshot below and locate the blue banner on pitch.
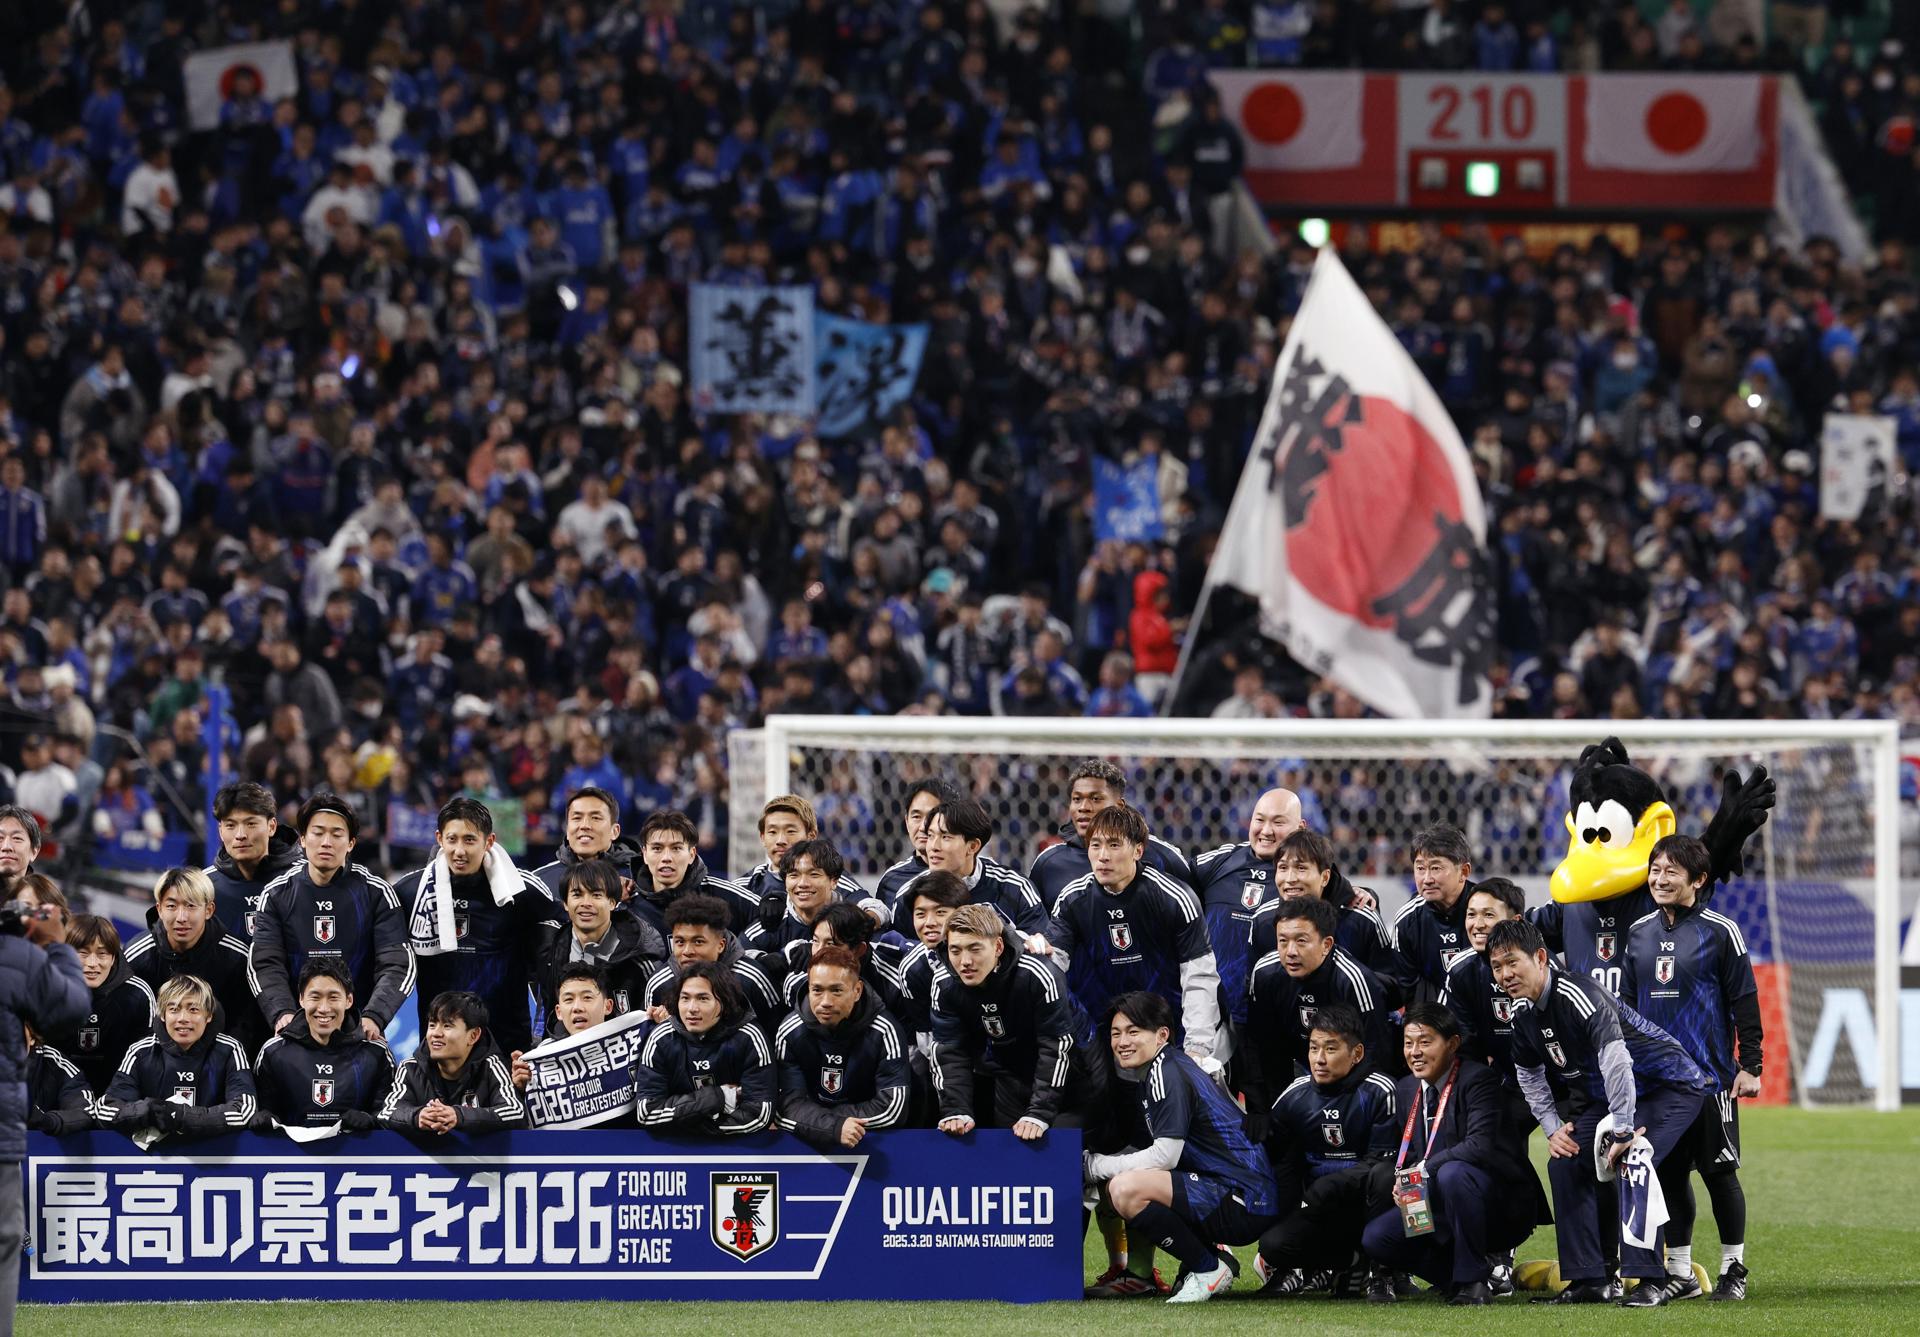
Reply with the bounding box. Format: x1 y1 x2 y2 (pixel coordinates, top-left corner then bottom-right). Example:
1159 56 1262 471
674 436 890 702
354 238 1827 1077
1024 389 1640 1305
21 1130 1081 1302
1093 455 1164 542
812 312 927 438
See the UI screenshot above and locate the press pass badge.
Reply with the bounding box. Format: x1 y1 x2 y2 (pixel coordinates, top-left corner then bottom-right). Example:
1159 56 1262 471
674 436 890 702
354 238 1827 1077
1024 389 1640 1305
1394 1166 1435 1237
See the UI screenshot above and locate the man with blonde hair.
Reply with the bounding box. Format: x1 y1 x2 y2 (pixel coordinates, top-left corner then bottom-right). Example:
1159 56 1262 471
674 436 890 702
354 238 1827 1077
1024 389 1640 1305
124 867 262 1054
930 903 1097 1137
98 974 258 1138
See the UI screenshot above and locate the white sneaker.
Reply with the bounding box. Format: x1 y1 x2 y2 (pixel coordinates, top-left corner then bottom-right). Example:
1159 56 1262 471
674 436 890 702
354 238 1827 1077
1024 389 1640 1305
1167 1261 1234 1304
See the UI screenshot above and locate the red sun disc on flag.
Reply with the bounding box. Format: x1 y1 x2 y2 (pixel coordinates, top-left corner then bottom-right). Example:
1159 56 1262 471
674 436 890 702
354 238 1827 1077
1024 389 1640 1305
1645 92 1708 155
219 63 266 100
1242 83 1305 146
1283 392 1469 633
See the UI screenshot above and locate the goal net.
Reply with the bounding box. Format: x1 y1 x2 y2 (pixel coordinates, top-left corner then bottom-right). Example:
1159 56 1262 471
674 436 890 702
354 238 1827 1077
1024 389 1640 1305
728 717 1907 1111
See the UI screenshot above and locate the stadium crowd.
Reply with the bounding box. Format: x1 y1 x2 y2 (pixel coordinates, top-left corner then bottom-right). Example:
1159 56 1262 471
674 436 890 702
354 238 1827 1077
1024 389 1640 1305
15 763 1762 1306
0 0 1910 874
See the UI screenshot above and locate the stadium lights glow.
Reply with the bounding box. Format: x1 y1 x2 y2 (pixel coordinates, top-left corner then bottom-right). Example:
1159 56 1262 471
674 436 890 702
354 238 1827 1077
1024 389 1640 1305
340 354 360 379
558 284 580 311
1465 162 1500 198
1747 393 1763 408
1299 218 1330 248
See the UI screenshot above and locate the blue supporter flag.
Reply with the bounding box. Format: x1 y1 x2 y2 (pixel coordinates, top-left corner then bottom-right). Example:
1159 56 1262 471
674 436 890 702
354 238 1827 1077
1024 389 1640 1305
812 312 928 438
689 283 816 415
1092 455 1164 542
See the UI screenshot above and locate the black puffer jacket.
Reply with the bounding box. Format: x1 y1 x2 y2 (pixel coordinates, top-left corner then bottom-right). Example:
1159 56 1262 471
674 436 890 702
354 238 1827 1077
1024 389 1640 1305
0 938 90 1155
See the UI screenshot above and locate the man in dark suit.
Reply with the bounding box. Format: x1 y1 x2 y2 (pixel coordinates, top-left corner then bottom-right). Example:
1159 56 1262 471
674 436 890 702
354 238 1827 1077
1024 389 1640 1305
1359 1003 1552 1305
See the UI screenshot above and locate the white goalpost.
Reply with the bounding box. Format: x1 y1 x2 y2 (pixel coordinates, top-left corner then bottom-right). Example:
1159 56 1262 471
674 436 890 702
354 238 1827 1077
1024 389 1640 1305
728 716 1907 1112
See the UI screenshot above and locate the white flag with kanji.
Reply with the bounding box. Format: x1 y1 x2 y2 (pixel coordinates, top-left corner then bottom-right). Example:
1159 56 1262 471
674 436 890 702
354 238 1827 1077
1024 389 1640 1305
1204 249 1493 719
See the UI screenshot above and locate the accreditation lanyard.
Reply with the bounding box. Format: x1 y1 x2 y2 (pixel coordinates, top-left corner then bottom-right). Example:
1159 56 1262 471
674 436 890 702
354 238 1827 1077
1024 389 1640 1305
1395 1058 1459 1171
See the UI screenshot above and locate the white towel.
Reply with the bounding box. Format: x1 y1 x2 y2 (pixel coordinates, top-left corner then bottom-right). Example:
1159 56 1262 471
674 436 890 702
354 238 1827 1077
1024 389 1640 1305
410 845 526 955
1595 1114 1670 1252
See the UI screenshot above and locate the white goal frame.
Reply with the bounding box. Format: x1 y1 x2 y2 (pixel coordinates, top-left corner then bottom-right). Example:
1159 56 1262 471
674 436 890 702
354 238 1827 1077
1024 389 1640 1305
740 716 1903 1111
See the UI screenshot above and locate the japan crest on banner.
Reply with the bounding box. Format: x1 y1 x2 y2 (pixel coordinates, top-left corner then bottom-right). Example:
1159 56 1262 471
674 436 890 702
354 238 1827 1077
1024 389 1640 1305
711 1172 780 1262
312 1079 335 1107
1201 249 1493 718
313 915 336 945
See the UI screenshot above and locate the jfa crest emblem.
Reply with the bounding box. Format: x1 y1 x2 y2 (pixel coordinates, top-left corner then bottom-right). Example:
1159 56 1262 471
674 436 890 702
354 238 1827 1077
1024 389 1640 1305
819 1067 843 1095
77 1026 99 1052
982 1014 1006 1040
312 1079 335 1107
1546 1041 1567 1067
454 914 470 940
1298 1005 1318 1032
313 914 336 945
1323 1122 1345 1148
712 1171 779 1261
1655 956 1675 985
1492 997 1514 1024
1241 881 1264 910
172 1086 196 1104
1594 932 1616 963
1108 922 1133 952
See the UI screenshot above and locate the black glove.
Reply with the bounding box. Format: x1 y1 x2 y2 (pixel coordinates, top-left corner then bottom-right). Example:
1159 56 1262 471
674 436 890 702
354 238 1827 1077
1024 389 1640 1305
756 891 786 933
110 1100 152 1131
339 1109 377 1132
1702 764 1775 885
1242 1101 1271 1145
25 1108 54 1132
150 1103 185 1134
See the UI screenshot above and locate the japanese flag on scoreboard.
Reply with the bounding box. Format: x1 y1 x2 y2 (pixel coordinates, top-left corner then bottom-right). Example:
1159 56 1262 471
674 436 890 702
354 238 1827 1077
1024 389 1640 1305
1209 71 1365 171
184 41 298 131
1581 74 1762 172
1202 249 1493 719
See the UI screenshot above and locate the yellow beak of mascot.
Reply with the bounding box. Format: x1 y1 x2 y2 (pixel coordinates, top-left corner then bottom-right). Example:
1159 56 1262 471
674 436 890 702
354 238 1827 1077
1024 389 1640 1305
1549 739 1675 904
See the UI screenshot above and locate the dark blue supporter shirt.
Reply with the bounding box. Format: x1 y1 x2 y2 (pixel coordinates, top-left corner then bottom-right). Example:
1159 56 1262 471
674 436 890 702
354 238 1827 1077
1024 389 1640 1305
1511 967 1714 1114
1621 903 1756 1089
1132 1046 1278 1214
1269 1066 1399 1184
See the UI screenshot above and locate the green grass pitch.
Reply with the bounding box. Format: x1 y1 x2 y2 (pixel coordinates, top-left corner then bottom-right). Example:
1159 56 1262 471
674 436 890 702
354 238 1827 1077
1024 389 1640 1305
19 1107 1920 1336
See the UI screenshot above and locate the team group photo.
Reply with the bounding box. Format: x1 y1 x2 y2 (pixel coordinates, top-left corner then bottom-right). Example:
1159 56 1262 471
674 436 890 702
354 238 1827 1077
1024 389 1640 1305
0 0 1915 1331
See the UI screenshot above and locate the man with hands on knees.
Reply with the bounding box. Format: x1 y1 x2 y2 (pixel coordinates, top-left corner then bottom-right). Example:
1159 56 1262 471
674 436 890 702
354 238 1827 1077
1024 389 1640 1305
1489 919 1711 1307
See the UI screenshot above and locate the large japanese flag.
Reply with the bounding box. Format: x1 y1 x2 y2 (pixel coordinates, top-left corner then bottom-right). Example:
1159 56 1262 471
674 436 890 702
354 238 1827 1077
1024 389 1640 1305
1210 71 1365 171
1582 75 1762 172
184 41 298 131
1199 250 1492 719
